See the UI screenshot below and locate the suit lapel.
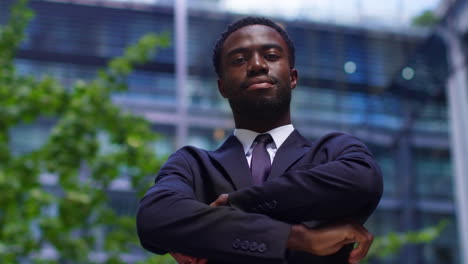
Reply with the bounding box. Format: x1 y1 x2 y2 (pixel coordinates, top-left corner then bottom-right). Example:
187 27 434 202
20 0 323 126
268 130 312 181
209 135 252 190
209 130 312 189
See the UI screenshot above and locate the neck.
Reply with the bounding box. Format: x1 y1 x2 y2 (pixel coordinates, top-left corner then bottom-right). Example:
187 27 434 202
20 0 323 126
233 110 292 133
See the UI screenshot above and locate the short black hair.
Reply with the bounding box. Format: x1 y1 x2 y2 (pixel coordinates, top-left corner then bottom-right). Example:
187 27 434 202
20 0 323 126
212 16 296 77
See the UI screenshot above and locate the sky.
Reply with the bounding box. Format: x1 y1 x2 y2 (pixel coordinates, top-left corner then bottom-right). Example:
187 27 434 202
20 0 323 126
101 0 442 29
220 0 442 29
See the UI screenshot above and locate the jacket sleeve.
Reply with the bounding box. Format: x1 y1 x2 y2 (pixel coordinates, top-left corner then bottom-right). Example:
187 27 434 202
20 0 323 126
136 148 291 263
228 133 383 224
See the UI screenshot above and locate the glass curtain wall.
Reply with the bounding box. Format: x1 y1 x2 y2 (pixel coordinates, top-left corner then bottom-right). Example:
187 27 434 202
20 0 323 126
183 2 457 264
1 0 458 263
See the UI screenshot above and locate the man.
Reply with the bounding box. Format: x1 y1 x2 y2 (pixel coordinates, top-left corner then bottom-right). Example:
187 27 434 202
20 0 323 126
137 17 383 264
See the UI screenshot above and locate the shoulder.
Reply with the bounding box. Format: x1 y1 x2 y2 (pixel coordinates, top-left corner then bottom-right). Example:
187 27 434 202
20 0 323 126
168 145 211 163
292 130 365 148
156 145 211 178
163 134 239 167
307 131 372 158
315 132 366 146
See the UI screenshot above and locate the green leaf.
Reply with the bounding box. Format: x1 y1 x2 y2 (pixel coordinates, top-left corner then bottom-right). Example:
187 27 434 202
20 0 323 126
1 0 169 262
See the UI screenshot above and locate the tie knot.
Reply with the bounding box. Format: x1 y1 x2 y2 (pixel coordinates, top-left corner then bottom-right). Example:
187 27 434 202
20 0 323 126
254 134 273 145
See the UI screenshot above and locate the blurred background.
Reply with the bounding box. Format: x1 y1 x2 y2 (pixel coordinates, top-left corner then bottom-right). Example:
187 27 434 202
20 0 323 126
1 0 467 263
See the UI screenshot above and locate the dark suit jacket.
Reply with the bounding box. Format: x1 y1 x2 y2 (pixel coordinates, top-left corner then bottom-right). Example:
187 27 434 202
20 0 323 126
137 131 383 264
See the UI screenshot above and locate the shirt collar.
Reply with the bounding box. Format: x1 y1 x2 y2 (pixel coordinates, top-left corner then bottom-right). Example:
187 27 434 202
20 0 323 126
234 124 295 155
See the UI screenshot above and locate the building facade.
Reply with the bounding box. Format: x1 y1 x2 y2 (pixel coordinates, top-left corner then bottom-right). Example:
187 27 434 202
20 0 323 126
0 0 460 263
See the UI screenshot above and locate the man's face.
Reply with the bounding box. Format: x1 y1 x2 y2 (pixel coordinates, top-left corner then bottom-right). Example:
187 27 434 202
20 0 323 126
217 24 298 119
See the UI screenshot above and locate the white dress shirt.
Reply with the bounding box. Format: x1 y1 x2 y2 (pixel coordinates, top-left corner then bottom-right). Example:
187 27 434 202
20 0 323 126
234 124 295 166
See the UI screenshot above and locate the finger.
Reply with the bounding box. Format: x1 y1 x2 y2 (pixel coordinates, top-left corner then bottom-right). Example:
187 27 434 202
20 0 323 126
351 236 373 261
210 194 229 207
355 225 373 260
194 258 208 264
170 252 197 264
169 252 184 264
188 257 207 264
324 239 355 256
209 195 220 206
348 226 373 263
183 257 197 264
219 194 229 205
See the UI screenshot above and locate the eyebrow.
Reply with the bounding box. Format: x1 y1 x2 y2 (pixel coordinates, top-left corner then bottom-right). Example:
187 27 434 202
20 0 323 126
226 44 284 58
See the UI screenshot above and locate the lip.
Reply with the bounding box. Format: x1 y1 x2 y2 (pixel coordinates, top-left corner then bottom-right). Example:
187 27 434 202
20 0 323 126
245 77 275 91
247 82 273 91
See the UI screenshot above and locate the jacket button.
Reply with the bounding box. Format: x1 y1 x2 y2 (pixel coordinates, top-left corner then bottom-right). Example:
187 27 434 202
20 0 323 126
249 241 258 252
241 240 250 250
232 238 241 249
258 243 267 253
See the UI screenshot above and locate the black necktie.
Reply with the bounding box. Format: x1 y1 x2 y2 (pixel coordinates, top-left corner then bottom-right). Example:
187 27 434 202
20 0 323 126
251 134 273 185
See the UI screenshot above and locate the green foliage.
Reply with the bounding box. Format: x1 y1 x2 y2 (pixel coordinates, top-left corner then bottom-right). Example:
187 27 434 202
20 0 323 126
363 220 448 263
135 255 176 264
412 10 439 27
0 0 173 263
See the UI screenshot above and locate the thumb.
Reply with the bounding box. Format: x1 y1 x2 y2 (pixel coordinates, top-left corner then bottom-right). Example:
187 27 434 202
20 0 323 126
210 194 229 206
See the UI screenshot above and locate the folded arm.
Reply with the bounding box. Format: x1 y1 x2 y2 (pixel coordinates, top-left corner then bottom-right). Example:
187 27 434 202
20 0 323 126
137 133 381 264
210 194 374 264
136 150 291 263
228 133 383 224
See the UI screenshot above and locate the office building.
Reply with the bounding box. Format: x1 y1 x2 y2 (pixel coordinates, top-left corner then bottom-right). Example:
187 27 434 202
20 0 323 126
0 0 460 263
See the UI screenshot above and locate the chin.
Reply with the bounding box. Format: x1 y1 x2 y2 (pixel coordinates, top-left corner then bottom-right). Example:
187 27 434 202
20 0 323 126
230 98 290 120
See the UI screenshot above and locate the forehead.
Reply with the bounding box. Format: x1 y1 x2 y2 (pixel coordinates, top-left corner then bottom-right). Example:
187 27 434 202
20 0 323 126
222 24 287 55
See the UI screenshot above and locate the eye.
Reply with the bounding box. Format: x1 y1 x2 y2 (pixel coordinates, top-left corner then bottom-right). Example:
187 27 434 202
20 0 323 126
265 53 280 61
232 57 246 65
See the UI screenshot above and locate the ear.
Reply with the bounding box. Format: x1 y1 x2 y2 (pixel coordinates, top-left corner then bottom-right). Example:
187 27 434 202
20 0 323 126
217 78 228 98
290 68 298 89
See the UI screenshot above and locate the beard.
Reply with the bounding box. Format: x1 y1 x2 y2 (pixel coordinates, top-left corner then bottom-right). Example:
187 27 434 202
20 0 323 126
228 81 292 121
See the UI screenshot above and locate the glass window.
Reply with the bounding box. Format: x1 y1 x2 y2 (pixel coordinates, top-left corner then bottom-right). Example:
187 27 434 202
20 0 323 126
414 147 453 199
152 124 176 156
368 144 396 198
187 75 230 113
114 71 177 107
419 213 459 264
15 59 98 88
413 103 449 134
187 127 230 150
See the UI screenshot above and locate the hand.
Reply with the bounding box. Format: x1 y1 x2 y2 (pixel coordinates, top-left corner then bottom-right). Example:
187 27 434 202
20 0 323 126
170 252 208 264
287 222 373 264
209 194 229 207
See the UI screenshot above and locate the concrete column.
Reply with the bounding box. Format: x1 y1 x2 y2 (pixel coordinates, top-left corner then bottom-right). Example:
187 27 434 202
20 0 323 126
175 0 189 148
438 22 468 264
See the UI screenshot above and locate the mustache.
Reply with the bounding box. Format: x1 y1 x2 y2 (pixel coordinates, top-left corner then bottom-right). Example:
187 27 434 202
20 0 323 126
240 75 278 90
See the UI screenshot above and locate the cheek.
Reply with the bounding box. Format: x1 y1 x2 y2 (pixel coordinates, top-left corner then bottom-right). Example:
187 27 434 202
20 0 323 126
270 62 290 78
276 70 292 85
221 76 241 96
225 71 244 85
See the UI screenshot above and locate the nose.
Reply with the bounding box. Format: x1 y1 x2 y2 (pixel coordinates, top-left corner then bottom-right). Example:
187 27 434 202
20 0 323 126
247 53 268 76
